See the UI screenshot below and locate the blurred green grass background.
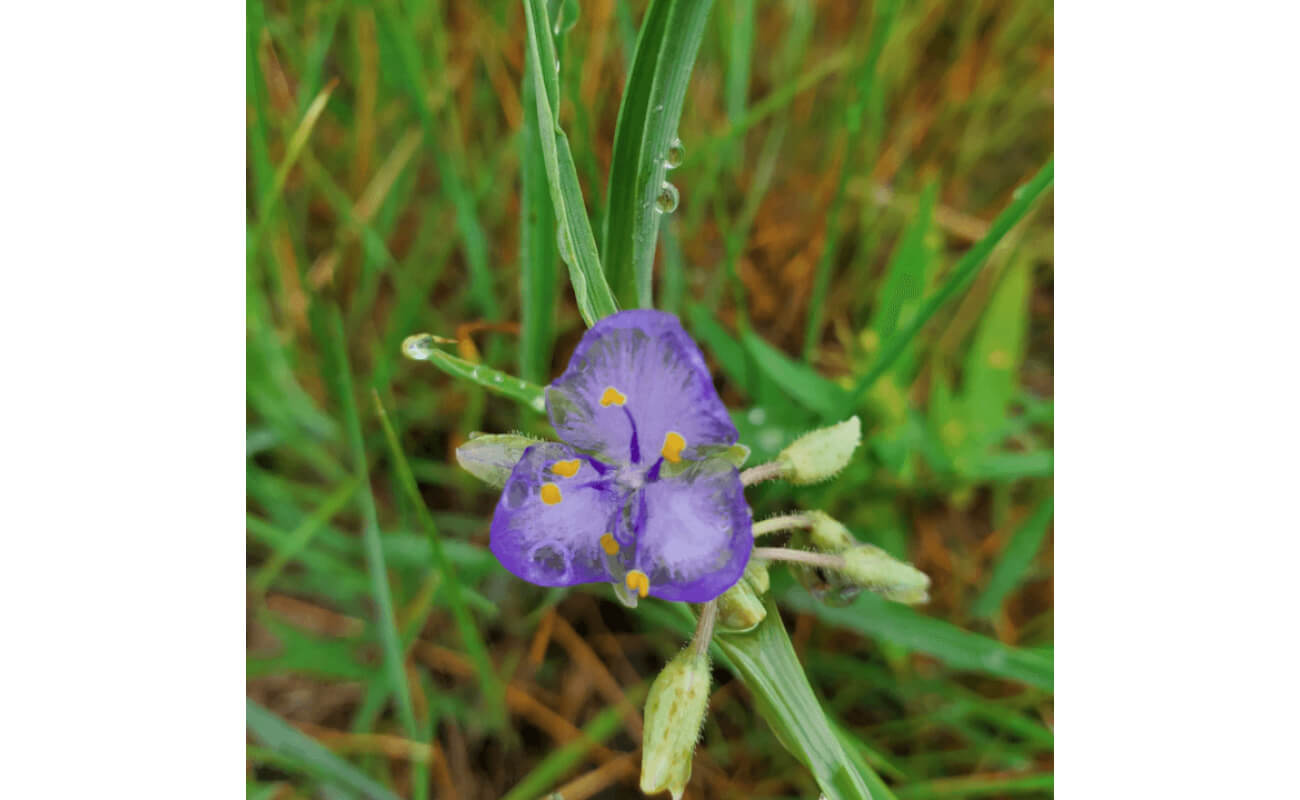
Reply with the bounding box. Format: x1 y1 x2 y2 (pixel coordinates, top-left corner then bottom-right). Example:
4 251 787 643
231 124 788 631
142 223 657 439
247 0 1053 797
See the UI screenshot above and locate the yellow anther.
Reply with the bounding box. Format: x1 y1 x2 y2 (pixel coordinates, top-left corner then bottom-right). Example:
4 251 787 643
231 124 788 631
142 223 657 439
551 459 581 478
600 533 620 555
540 483 563 505
625 570 650 598
661 431 686 463
600 386 627 407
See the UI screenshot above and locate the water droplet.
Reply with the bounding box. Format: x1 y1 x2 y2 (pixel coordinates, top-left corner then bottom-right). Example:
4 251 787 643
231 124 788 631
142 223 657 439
747 407 766 425
401 334 436 361
554 58 561 75
654 181 679 214
470 368 481 380
664 136 684 169
492 374 504 384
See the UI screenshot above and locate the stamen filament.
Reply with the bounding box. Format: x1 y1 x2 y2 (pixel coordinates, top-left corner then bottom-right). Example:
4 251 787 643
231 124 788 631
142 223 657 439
752 546 845 570
740 461 786 487
752 513 815 538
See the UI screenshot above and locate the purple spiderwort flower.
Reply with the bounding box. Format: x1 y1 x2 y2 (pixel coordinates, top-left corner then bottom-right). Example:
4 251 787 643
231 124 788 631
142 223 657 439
490 310 752 603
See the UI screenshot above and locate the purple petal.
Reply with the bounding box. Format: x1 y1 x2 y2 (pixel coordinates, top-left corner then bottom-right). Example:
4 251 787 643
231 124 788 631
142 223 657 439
490 442 626 587
630 458 752 602
547 310 737 466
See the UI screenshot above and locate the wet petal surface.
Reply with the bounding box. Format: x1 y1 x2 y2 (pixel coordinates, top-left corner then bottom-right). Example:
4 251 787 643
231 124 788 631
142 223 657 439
629 458 752 602
490 442 626 587
547 310 737 466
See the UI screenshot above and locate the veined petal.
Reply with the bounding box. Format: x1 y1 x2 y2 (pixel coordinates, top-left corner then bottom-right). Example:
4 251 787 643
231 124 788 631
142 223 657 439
490 442 625 587
547 310 737 466
631 458 752 602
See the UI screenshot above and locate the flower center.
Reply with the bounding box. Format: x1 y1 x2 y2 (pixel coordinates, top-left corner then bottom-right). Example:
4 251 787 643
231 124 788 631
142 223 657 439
612 462 650 491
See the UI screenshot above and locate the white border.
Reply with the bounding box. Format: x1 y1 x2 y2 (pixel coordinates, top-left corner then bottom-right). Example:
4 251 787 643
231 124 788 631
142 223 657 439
2 3 244 796
1057 2 1300 797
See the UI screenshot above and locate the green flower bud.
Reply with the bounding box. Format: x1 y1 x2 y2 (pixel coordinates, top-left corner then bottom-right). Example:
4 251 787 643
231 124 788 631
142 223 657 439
777 416 862 485
454 432 540 488
787 536 863 608
806 510 856 553
743 558 770 595
640 648 711 800
839 544 931 605
716 561 769 632
786 514 861 607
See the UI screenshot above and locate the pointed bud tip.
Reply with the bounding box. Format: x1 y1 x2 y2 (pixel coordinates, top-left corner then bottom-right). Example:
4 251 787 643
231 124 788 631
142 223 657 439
840 544 931 605
640 649 711 800
716 564 768 632
778 416 862 485
454 433 538 488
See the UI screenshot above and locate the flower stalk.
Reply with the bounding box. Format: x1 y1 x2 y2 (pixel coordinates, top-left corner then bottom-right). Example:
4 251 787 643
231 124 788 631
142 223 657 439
740 461 786 486
751 512 816 537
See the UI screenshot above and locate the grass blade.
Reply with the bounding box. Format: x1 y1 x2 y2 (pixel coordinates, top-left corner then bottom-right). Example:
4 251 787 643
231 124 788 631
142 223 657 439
498 699 634 800
251 477 360 595
834 723 903 800
315 302 418 738
602 0 716 307
802 0 901 360
376 3 498 320
965 450 1054 482
972 497 1054 619
519 55 558 384
743 331 851 418
402 334 546 413
870 179 940 352
522 0 619 326
838 159 1054 417
785 591 1053 691
247 78 338 256
247 698 403 800
960 254 1032 450
716 600 877 800
895 771 1053 799
373 391 506 729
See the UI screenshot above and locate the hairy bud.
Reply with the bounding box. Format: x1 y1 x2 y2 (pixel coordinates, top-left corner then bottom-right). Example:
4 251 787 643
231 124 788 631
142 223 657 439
840 544 931 605
806 510 856 553
640 648 711 800
777 416 862 485
716 561 770 632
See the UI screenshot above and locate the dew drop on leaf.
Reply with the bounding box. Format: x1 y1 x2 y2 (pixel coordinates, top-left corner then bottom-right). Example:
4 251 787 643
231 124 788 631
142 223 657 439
665 136 684 169
655 181 679 214
401 334 436 361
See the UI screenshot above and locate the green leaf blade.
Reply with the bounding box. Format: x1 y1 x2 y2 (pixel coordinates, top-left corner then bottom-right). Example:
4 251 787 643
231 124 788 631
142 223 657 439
519 54 558 384
716 600 880 800
839 159 1054 417
786 591 1053 691
247 699 404 800
972 497 1054 619
522 0 619 326
602 0 716 308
